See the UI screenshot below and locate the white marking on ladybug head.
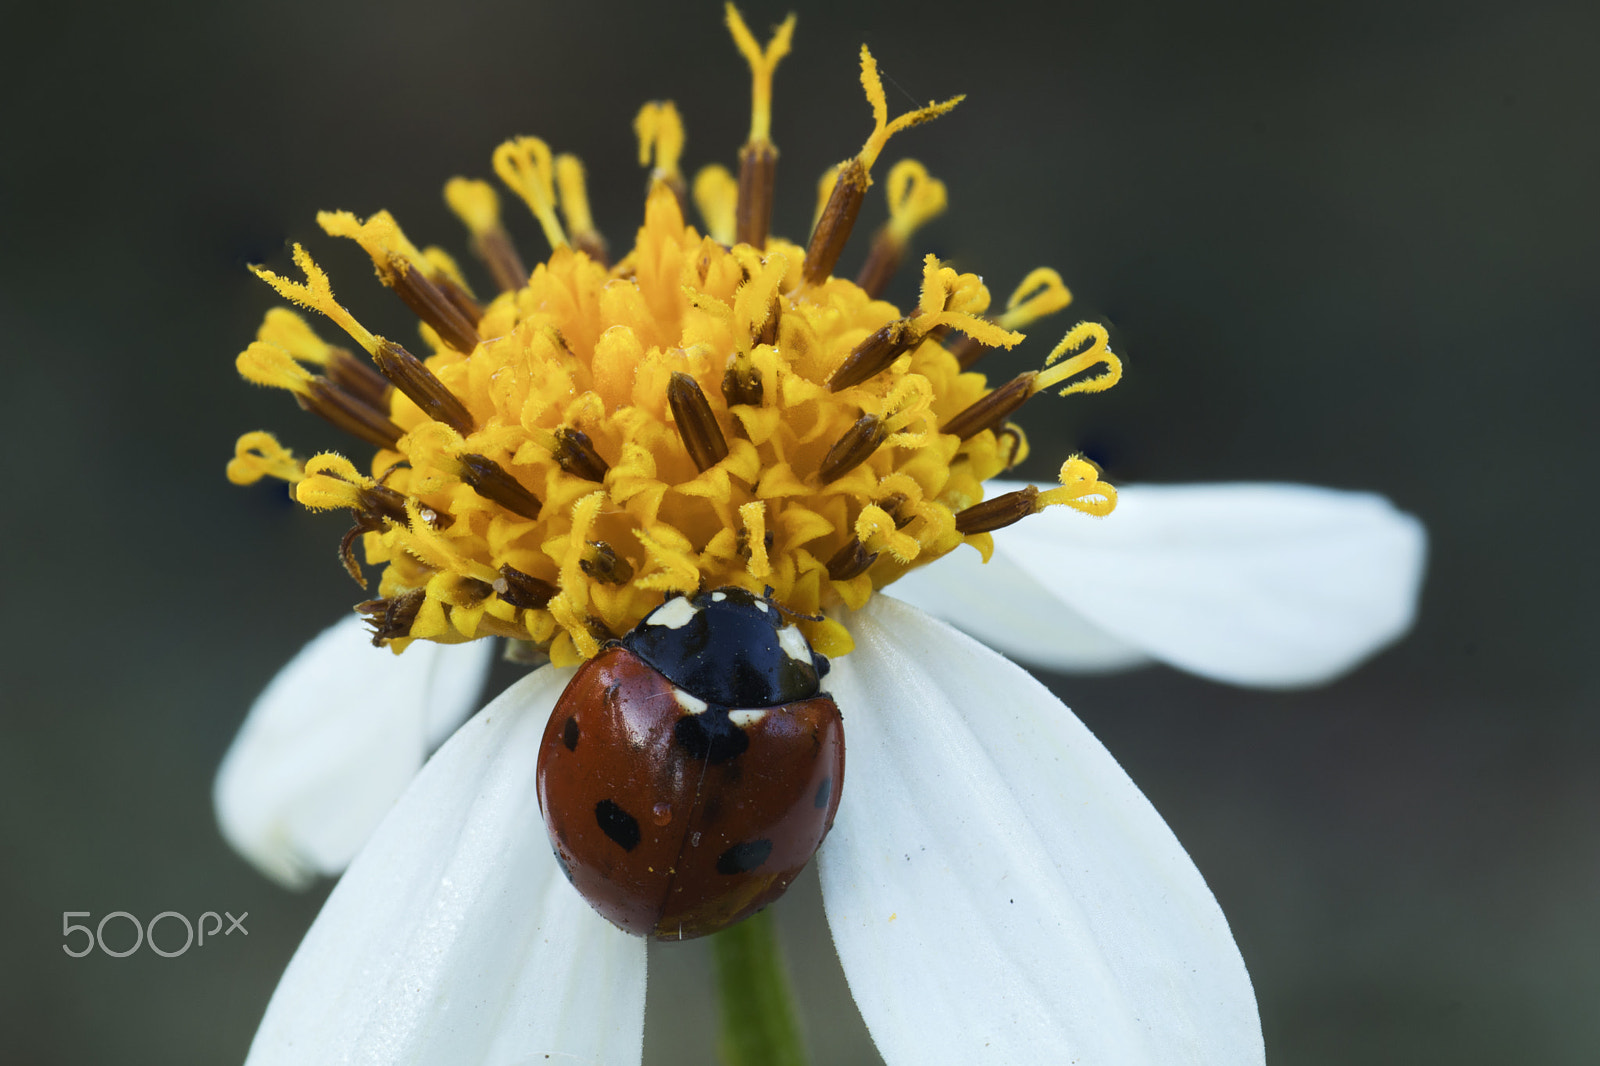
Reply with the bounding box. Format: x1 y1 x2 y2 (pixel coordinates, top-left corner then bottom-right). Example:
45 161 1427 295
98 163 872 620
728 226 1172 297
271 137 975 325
777 625 811 664
754 600 770 613
649 597 700 630
728 708 769 728
673 687 708 715
711 591 727 602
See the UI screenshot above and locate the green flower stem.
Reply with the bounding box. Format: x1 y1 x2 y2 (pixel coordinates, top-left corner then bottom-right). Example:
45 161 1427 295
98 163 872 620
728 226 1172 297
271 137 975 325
711 910 810 1066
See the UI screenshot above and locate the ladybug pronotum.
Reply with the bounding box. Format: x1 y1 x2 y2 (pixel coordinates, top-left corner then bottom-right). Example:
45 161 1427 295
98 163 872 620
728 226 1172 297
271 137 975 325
536 586 845 940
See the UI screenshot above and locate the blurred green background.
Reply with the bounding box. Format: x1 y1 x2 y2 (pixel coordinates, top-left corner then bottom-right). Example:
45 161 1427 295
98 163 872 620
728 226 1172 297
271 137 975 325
2 0 1596 1062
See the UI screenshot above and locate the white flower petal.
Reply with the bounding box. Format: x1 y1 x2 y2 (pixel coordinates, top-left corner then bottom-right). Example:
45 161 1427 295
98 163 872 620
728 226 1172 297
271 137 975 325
819 596 1261 1066
940 481 1423 687
885 541 1150 672
246 665 647 1066
215 615 494 888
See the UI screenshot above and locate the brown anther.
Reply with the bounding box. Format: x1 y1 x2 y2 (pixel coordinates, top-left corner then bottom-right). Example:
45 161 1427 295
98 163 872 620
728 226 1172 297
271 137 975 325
572 231 610 267
667 371 729 472
825 537 879 581
853 230 903 300
354 482 412 527
372 339 476 435
472 226 529 294
580 541 634 585
736 142 777 249
803 157 869 285
941 372 1038 441
552 427 609 482
829 317 917 392
299 379 403 451
386 256 481 354
324 346 392 411
494 564 557 610
954 485 1040 535
818 413 887 484
721 359 763 408
356 588 427 646
455 576 495 606
458 453 543 520
433 274 484 327
757 297 780 346
876 492 914 529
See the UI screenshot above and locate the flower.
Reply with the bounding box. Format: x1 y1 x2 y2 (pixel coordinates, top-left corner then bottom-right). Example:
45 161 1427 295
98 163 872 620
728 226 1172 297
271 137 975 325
219 8 1424 1064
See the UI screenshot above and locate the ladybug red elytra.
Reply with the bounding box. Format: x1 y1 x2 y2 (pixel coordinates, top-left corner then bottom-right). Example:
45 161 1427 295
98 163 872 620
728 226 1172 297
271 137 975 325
536 586 845 940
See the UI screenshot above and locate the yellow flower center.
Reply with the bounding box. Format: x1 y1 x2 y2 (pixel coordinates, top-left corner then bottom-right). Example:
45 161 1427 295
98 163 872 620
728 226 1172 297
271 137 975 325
228 6 1121 666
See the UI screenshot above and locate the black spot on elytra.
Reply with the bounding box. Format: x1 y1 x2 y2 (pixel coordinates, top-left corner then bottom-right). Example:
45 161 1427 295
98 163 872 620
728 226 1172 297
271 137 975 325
814 776 832 809
562 715 580 751
716 839 773 875
674 711 750 764
595 799 641 851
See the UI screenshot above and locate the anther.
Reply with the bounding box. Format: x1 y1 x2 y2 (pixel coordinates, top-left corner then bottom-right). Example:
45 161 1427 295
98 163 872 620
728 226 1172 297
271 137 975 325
338 526 367 588
300 379 404 451
445 178 529 293
580 542 635 585
818 413 887 484
458 453 543 519
825 537 879 581
384 256 481 354
876 492 914 528
954 486 1039 535
323 347 392 411
667 371 730 472
356 588 426 646
372 339 476 435
941 372 1037 441
721 358 763 408
494 564 557 610
803 158 869 286
828 317 916 392
552 427 609 482
737 144 777 248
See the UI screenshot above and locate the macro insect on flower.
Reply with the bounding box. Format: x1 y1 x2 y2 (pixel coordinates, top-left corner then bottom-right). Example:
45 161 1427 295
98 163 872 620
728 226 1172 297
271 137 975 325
218 7 1422 1063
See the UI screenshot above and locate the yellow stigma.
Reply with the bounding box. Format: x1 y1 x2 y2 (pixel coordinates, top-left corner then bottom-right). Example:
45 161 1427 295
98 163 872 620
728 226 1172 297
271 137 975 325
230 13 1121 665
726 5 795 145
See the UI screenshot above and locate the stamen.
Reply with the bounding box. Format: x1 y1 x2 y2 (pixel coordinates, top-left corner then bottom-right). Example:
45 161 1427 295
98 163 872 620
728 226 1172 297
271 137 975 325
667 371 730 472
721 355 763 407
458 453 543 519
444 178 529 293
300 379 404 451
555 154 609 265
635 102 688 212
494 564 557 610
357 589 426 646
372 340 476 435
825 537 878 581
855 160 947 298
954 485 1038 534
726 6 795 248
941 372 1037 441
493 137 569 251
553 427 610 482
818 413 887 483
580 541 635 585
323 347 392 412
692 165 739 245
828 317 916 392
318 211 481 353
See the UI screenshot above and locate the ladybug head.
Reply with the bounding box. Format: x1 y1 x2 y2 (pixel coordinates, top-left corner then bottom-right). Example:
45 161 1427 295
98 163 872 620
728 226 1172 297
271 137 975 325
622 587 829 708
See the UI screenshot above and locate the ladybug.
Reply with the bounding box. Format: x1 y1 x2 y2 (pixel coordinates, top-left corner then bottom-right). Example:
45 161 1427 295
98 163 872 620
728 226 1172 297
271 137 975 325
536 586 845 940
